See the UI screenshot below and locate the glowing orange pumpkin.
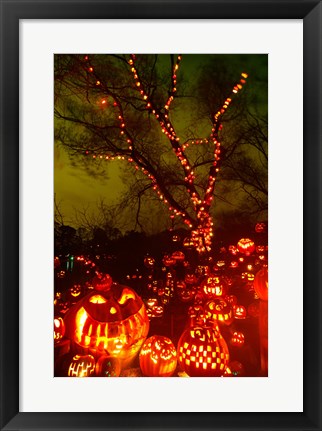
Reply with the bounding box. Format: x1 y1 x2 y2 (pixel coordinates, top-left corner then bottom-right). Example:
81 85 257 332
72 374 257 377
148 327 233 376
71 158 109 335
231 331 245 347
64 284 149 367
92 272 113 291
144 255 155 268
204 299 233 325
237 238 255 256
201 275 227 298
255 222 267 233
68 354 95 377
177 326 229 377
254 267 268 301
171 250 185 262
139 335 177 377
234 305 247 319
54 317 65 344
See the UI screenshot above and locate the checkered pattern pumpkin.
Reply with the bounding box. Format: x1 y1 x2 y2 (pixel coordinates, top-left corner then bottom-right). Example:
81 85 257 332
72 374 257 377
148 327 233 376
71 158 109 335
177 326 229 377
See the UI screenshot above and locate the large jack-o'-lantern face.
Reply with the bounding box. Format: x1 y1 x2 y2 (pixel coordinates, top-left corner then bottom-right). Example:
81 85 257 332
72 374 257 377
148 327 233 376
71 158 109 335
65 284 149 367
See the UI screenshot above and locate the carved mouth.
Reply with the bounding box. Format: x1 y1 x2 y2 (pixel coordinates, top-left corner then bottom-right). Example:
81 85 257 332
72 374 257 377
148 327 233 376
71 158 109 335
74 304 149 358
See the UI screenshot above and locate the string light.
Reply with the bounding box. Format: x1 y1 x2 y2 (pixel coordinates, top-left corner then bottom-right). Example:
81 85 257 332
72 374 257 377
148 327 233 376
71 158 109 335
81 55 248 253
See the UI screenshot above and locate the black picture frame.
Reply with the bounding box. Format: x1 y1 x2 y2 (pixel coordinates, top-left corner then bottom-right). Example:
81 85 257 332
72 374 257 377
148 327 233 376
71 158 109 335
1 0 321 430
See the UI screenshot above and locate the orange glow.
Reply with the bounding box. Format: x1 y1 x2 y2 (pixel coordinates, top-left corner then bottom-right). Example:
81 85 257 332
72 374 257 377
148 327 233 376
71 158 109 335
140 335 177 377
68 355 95 377
89 295 107 304
118 288 136 304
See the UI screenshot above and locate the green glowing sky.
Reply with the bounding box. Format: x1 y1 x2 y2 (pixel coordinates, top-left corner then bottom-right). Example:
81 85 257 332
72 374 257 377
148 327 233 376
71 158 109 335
54 54 268 232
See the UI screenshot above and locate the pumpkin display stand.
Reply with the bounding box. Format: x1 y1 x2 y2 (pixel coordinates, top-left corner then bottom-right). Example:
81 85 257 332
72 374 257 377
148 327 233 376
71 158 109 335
64 281 149 368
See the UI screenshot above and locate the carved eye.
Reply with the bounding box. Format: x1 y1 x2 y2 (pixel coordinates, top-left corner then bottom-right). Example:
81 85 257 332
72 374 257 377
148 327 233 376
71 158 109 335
118 288 136 304
89 295 107 304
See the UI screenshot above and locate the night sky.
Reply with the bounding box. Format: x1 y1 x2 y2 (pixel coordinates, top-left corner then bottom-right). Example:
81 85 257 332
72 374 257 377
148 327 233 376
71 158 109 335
54 54 268 233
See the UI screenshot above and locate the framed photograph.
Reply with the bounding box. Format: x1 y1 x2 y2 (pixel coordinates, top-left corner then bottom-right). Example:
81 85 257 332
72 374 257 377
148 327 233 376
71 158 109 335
1 0 321 430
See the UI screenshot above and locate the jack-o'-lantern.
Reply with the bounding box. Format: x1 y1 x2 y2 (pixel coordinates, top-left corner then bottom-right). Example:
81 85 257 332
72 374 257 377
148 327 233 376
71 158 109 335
183 237 194 248
201 276 227 298
177 287 196 303
231 331 245 347
184 273 198 285
162 255 176 267
196 265 210 277
146 298 158 309
234 305 247 319
70 284 82 298
95 355 121 377
172 250 185 262
204 299 233 325
64 283 149 367
176 280 186 291
228 245 239 256
237 238 255 256
254 268 268 301
144 255 155 269
68 354 95 377
230 261 239 269
92 272 113 291
177 326 229 377
54 317 65 344
256 245 266 254
139 335 177 377
255 222 267 233
172 234 180 242
152 305 164 318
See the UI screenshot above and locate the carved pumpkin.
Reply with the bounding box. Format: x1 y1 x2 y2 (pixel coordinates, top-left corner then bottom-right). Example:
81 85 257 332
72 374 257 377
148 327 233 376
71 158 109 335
68 354 95 377
177 286 196 303
234 305 247 319
201 275 227 298
183 237 194 248
92 272 113 291
162 255 176 267
144 255 155 268
54 317 65 344
139 335 177 377
70 284 82 298
231 331 245 347
228 245 239 256
254 267 268 301
184 273 198 285
95 355 121 377
177 326 229 377
204 299 233 325
171 250 185 262
255 222 267 233
237 238 255 256
64 283 149 367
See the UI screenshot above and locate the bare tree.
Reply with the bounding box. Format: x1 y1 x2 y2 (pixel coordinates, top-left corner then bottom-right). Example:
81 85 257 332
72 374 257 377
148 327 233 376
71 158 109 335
55 54 264 253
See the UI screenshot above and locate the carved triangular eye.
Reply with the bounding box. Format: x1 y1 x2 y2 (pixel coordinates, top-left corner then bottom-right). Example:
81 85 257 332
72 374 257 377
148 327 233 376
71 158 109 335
89 294 107 304
118 288 136 304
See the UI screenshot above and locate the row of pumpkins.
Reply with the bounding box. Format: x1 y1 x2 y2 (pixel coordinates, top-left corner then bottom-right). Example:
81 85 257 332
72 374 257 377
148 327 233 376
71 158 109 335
54 266 268 377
